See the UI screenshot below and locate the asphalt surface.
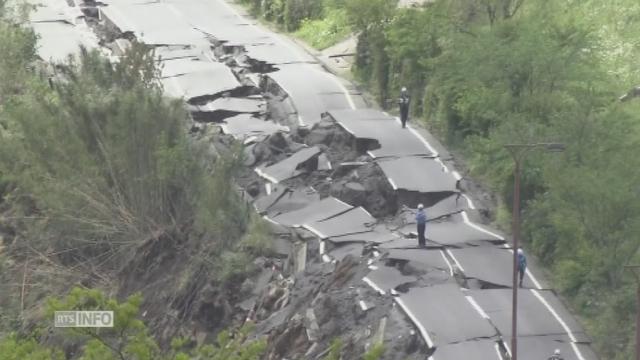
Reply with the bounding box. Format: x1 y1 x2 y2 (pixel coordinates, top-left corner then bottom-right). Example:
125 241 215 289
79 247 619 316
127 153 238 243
37 0 601 358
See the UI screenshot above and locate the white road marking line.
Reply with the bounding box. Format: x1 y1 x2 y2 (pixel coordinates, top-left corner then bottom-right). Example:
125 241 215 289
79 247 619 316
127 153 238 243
368 265 379 270
332 77 357 110
452 170 462 180
494 343 504 360
254 167 279 184
504 342 511 357
363 277 386 295
359 300 368 311
360 206 373 218
387 177 398 190
446 249 465 273
322 254 332 263
530 289 586 360
319 240 326 255
465 296 490 319
262 215 279 225
394 297 435 360
439 250 454 276
265 183 272 195
461 211 505 240
435 157 450 173
462 194 476 210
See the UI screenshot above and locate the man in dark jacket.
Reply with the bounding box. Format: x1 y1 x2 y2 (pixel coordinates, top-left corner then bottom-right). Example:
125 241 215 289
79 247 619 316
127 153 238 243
517 248 527 288
416 203 427 247
398 87 411 128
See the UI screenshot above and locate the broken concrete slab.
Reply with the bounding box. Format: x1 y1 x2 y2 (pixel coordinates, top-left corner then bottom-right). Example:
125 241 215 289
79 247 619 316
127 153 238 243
385 249 450 272
256 146 322 183
396 214 504 246
376 157 458 194
221 114 289 141
160 58 220 78
377 237 437 250
155 46 203 61
242 43 317 66
433 339 502 360
305 207 376 239
364 266 417 294
188 97 265 115
255 187 321 216
396 283 497 346
269 196 352 227
328 109 434 158
448 246 523 288
328 225 399 244
100 2 208 46
396 195 469 225
265 64 358 126
158 58 247 102
469 289 590 342
31 21 98 63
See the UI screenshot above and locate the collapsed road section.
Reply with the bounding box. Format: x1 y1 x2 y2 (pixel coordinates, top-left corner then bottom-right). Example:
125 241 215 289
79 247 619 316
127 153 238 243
32 0 602 359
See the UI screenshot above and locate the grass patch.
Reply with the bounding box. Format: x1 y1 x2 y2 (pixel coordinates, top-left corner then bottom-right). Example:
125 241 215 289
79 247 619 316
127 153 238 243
294 8 350 50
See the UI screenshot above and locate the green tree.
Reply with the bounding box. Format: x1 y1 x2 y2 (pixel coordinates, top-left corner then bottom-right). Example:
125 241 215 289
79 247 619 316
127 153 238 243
0 287 266 360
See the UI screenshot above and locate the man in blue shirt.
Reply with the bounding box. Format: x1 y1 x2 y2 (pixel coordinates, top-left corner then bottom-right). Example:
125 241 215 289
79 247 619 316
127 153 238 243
517 248 527 288
416 203 427 247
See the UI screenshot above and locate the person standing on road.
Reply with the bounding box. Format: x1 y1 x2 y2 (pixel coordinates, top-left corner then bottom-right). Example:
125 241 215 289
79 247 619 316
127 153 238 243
416 203 427 248
398 87 411 128
548 349 564 360
517 247 527 288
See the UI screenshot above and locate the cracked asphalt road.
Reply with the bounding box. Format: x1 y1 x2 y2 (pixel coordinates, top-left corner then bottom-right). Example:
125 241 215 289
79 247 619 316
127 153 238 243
31 0 600 358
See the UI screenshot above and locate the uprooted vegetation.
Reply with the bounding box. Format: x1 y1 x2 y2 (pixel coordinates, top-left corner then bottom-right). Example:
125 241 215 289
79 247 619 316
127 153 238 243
0 37 268 350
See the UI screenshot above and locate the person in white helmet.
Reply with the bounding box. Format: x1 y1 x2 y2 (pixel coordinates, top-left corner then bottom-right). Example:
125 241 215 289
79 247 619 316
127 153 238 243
548 349 564 360
398 87 411 128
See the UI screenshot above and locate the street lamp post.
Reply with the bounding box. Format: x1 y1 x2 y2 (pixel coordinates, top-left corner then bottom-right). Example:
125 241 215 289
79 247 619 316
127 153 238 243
625 265 640 360
504 143 565 360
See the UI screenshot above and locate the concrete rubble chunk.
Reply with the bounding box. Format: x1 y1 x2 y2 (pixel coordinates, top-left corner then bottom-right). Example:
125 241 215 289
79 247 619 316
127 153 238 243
221 114 289 141
255 146 322 183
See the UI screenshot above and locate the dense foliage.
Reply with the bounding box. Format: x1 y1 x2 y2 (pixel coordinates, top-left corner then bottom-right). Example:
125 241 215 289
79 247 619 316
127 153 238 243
244 0 640 358
0 288 266 360
0 41 249 268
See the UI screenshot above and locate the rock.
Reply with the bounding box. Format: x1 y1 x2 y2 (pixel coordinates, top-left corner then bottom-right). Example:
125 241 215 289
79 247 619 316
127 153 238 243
268 132 288 151
331 181 366 207
246 181 261 197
